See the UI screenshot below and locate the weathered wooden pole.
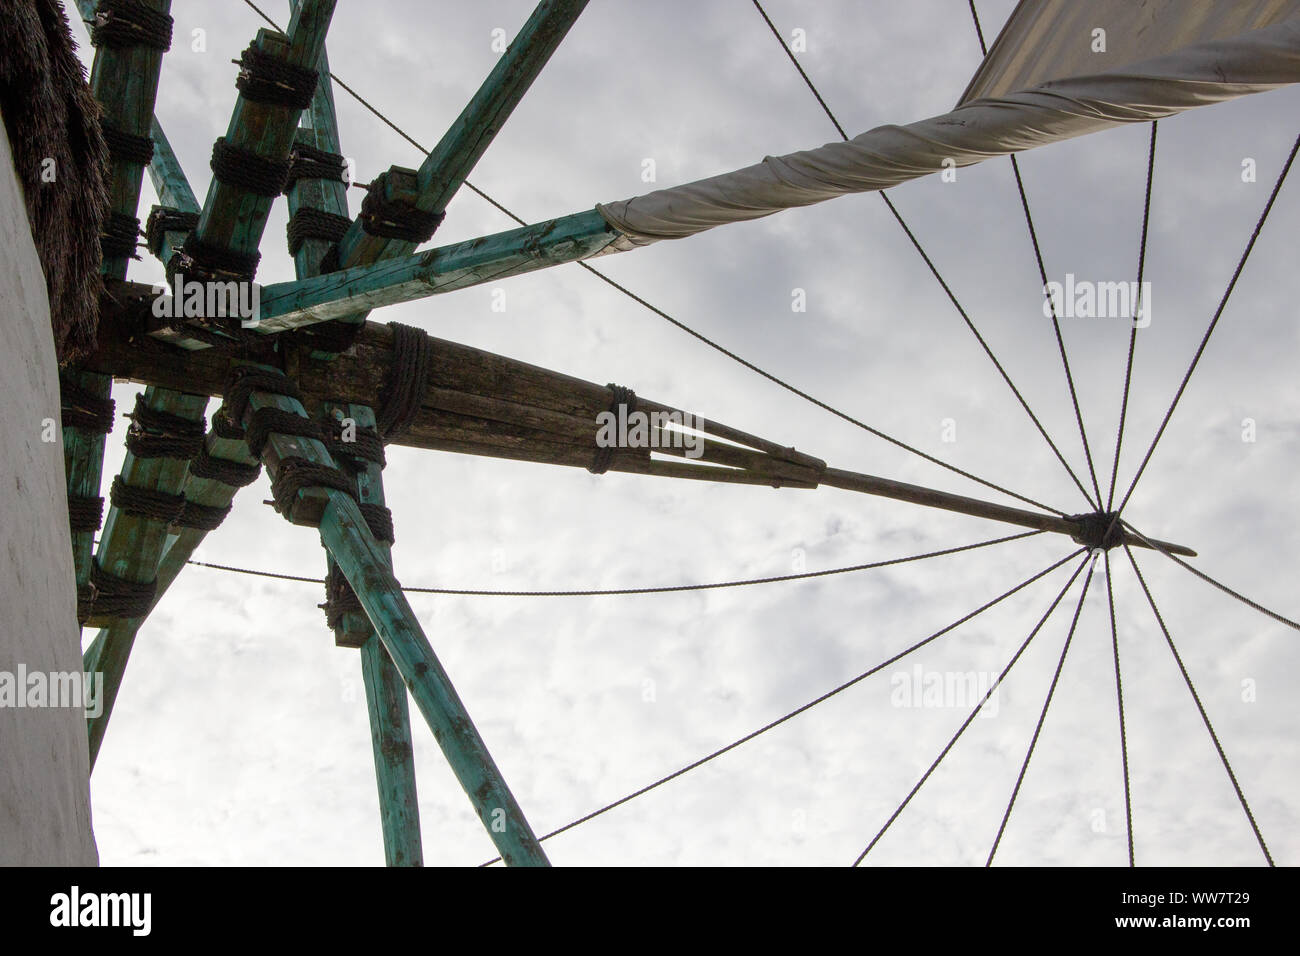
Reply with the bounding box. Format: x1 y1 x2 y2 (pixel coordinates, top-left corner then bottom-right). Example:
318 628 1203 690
240 371 548 865
321 401 423 866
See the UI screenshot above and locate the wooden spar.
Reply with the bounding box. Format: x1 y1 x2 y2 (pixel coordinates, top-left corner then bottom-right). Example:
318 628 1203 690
332 0 591 272
87 298 1197 557
83 388 208 769
64 1 173 598
252 210 615 333
240 373 548 865
190 0 336 259
322 403 423 867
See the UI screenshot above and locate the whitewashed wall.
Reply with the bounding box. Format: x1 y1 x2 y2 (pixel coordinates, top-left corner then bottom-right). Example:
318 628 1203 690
0 116 99 865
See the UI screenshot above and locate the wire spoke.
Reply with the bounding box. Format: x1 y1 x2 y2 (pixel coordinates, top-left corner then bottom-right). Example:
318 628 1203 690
1114 130 1300 517
185 529 1041 597
986 558 1094 865
1009 154 1104 509
1104 552 1135 866
1123 546 1274 865
1107 122 1158 512
749 0 1090 512
1121 521 1300 633
852 553 1090 866
481 547 1086 865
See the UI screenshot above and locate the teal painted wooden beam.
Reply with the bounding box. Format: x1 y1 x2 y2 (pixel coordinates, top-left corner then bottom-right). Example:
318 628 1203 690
86 0 172 280
191 0 337 263
334 0 590 271
288 47 349 282
255 209 614 332
84 387 208 769
322 402 423 867
145 119 200 267
240 378 548 865
67 1 172 594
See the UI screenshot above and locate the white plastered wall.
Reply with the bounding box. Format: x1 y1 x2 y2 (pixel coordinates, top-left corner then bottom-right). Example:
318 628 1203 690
0 114 99 866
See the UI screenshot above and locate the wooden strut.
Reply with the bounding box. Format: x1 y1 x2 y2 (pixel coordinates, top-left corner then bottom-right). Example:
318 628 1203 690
80 0 338 769
86 293 1198 558
242 369 550 866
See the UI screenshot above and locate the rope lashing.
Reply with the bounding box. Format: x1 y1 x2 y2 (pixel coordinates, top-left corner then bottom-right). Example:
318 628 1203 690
172 499 232 531
376 323 433 441
321 503 394 631
268 457 356 519
287 207 352 255
99 212 141 260
100 123 154 165
167 232 261 284
89 0 173 50
234 44 318 110
589 384 637 475
60 375 115 433
109 474 184 523
124 394 205 460
324 417 385 471
244 407 322 459
224 366 302 428
79 561 158 623
359 172 444 242
1069 511 1125 551
210 137 291 197
190 443 261 488
145 206 199 257
66 495 104 533
284 143 349 191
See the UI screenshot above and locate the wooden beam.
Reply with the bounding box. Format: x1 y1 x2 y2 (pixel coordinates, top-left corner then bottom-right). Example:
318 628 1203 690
322 403 422 867
238 373 548 865
190 1 337 261
85 295 1197 556
333 0 591 270
65 1 173 594
83 388 208 769
253 209 615 332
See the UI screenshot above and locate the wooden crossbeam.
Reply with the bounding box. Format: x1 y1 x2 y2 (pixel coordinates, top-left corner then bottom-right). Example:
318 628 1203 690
332 0 591 272
252 209 615 332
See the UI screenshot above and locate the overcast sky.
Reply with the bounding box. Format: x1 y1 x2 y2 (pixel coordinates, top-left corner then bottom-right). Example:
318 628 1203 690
72 0 1299 866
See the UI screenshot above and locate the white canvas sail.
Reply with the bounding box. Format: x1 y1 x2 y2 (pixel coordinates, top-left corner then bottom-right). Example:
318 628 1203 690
596 4 1300 250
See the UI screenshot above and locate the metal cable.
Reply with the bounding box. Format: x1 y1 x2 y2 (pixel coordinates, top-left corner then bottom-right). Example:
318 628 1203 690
1107 122 1158 513
1121 521 1300 633
967 0 988 56
1009 153 1103 510
852 553 1090 867
1103 551 1135 866
1123 545 1274 866
1113 130 1300 521
986 558 1095 865
185 529 1041 596
483 546 1086 865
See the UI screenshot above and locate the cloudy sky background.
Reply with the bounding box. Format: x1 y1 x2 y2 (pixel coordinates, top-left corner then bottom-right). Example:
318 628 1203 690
70 0 1298 865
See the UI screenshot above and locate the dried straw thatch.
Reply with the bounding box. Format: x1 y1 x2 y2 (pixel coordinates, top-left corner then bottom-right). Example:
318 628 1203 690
0 0 109 363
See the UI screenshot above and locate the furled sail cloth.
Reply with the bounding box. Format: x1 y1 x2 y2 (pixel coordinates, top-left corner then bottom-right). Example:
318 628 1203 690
595 2 1300 251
